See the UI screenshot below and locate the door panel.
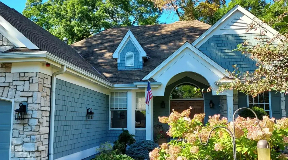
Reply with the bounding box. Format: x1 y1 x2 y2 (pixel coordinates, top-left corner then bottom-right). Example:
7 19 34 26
0 100 12 160
170 100 204 119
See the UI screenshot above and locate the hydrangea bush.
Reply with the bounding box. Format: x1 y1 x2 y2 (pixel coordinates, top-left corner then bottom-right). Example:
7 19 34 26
149 108 288 160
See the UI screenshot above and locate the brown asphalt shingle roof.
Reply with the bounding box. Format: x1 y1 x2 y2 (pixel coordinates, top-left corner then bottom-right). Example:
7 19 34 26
72 21 211 84
0 2 107 80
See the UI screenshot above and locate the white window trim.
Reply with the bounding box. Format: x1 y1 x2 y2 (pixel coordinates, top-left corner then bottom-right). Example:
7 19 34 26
125 52 134 67
246 91 272 117
109 92 128 130
135 92 146 129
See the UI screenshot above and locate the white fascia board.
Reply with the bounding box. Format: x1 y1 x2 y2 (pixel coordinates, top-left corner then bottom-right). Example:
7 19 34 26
46 52 113 88
113 30 147 62
0 51 113 88
0 16 39 49
133 82 162 88
113 84 137 88
142 42 228 80
0 51 47 59
192 5 279 48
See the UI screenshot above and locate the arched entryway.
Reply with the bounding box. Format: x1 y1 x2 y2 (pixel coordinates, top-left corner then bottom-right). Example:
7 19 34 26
170 83 204 119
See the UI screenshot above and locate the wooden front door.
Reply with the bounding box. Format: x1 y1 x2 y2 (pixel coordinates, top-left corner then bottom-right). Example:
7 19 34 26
170 100 204 119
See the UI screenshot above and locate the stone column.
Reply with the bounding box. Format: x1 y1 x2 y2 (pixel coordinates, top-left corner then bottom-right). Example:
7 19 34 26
0 64 51 160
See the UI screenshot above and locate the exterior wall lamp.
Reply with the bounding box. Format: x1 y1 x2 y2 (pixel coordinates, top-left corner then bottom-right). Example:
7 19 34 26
209 100 214 108
161 101 165 108
86 108 94 119
15 102 27 120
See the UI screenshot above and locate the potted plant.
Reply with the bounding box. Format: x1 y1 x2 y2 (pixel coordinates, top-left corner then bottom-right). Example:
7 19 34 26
154 124 169 145
155 130 169 145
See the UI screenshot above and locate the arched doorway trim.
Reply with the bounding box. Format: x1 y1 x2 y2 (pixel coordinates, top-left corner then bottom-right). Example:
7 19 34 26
168 82 205 118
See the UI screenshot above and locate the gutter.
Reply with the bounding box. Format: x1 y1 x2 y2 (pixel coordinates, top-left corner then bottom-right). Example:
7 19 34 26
49 65 66 160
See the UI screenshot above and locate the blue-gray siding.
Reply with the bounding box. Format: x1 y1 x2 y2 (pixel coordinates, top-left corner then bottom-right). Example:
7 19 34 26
271 92 281 119
135 130 146 141
54 79 109 159
118 39 143 70
106 130 123 143
198 34 265 72
0 100 12 160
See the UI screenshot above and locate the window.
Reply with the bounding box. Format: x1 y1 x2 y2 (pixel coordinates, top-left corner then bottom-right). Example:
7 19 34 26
135 92 146 128
248 91 270 116
110 92 127 128
125 52 134 66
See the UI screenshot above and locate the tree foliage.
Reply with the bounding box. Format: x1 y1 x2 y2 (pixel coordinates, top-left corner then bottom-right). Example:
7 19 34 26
151 0 288 28
171 84 202 99
23 0 161 44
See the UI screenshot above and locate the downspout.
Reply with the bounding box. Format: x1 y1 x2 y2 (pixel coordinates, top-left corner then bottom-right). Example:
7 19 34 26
49 65 66 160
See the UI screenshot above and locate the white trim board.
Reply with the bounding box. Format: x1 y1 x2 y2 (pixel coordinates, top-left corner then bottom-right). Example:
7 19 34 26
0 16 38 49
143 42 229 96
113 30 147 63
142 42 228 81
192 5 279 48
55 145 102 160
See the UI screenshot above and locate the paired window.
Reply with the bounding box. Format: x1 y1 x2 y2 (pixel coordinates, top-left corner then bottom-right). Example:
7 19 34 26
125 52 134 66
110 92 127 128
135 92 146 128
248 91 270 116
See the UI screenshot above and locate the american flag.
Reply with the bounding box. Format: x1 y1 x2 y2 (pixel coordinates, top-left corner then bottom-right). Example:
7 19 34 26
145 81 153 105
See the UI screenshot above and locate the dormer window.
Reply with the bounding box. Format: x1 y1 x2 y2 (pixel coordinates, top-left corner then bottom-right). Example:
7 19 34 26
125 52 134 66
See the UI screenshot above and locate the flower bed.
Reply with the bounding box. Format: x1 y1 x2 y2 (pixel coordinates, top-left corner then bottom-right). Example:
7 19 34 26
149 108 288 160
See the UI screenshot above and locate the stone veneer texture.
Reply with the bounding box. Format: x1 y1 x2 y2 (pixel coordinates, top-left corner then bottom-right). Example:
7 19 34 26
0 63 51 160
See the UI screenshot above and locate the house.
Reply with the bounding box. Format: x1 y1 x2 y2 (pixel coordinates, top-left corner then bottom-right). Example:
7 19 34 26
0 2 285 160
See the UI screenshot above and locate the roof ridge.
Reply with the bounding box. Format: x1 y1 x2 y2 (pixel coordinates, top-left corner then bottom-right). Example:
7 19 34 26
71 20 211 46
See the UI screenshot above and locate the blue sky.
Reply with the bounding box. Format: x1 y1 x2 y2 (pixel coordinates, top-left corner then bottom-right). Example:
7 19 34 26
1 0 179 24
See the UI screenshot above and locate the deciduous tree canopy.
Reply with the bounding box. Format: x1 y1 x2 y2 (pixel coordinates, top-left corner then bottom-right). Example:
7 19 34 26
24 0 161 44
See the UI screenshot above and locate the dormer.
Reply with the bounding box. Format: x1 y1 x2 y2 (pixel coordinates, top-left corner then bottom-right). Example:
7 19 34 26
113 30 146 70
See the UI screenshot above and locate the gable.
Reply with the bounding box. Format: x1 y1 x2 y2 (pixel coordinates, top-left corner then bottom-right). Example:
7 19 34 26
0 33 14 52
143 42 228 96
193 5 278 73
118 39 143 70
0 16 38 49
193 6 277 48
113 30 146 70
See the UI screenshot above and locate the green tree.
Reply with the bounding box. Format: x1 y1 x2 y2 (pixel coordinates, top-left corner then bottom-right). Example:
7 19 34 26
151 0 287 27
24 0 161 44
171 84 202 99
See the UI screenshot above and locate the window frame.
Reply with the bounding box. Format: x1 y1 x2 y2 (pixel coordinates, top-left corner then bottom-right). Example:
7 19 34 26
125 52 134 67
246 91 272 117
135 92 146 129
109 92 128 130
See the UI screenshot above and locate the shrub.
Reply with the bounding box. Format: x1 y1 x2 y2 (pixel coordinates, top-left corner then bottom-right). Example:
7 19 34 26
93 150 134 160
126 140 158 160
239 106 268 120
113 129 135 154
149 108 288 160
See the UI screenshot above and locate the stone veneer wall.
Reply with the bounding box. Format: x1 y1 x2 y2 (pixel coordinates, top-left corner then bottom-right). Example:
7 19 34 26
0 63 51 160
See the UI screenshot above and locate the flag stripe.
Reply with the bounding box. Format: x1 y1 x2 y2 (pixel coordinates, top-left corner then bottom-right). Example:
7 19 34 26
146 82 153 105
